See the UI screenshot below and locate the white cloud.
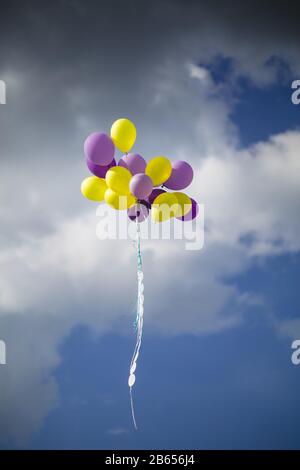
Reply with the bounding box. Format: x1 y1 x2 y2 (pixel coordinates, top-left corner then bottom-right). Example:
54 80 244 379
2 127 299 333
188 64 211 82
197 131 300 255
0 51 245 336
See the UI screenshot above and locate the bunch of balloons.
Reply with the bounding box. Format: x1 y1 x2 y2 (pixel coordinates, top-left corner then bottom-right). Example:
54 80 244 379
81 118 198 430
81 118 199 223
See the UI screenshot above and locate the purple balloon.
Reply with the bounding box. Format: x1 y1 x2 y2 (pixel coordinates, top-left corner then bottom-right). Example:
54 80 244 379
130 173 153 199
128 203 149 222
177 198 199 221
164 160 193 190
148 188 165 205
140 199 151 210
86 158 116 178
118 153 146 175
84 132 115 166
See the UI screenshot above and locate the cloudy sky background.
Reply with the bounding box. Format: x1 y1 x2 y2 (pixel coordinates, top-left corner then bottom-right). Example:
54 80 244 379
0 0 300 448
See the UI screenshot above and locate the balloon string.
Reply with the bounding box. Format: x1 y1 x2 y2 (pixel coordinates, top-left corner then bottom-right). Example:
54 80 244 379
130 385 138 430
129 211 144 430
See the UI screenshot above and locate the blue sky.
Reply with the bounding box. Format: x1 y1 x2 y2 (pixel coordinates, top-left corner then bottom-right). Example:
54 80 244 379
0 0 300 450
232 79 300 147
28 320 299 450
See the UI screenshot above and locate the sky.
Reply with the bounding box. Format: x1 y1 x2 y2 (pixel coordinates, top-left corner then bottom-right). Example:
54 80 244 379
0 0 300 449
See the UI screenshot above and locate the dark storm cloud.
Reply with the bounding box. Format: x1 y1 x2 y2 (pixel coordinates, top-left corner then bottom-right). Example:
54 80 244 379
0 0 299 167
1 0 300 71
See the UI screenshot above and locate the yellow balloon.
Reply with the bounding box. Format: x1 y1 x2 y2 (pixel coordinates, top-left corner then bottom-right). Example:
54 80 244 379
104 188 136 210
145 156 172 187
110 118 136 153
106 166 132 195
173 192 192 217
151 192 178 223
81 176 107 202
